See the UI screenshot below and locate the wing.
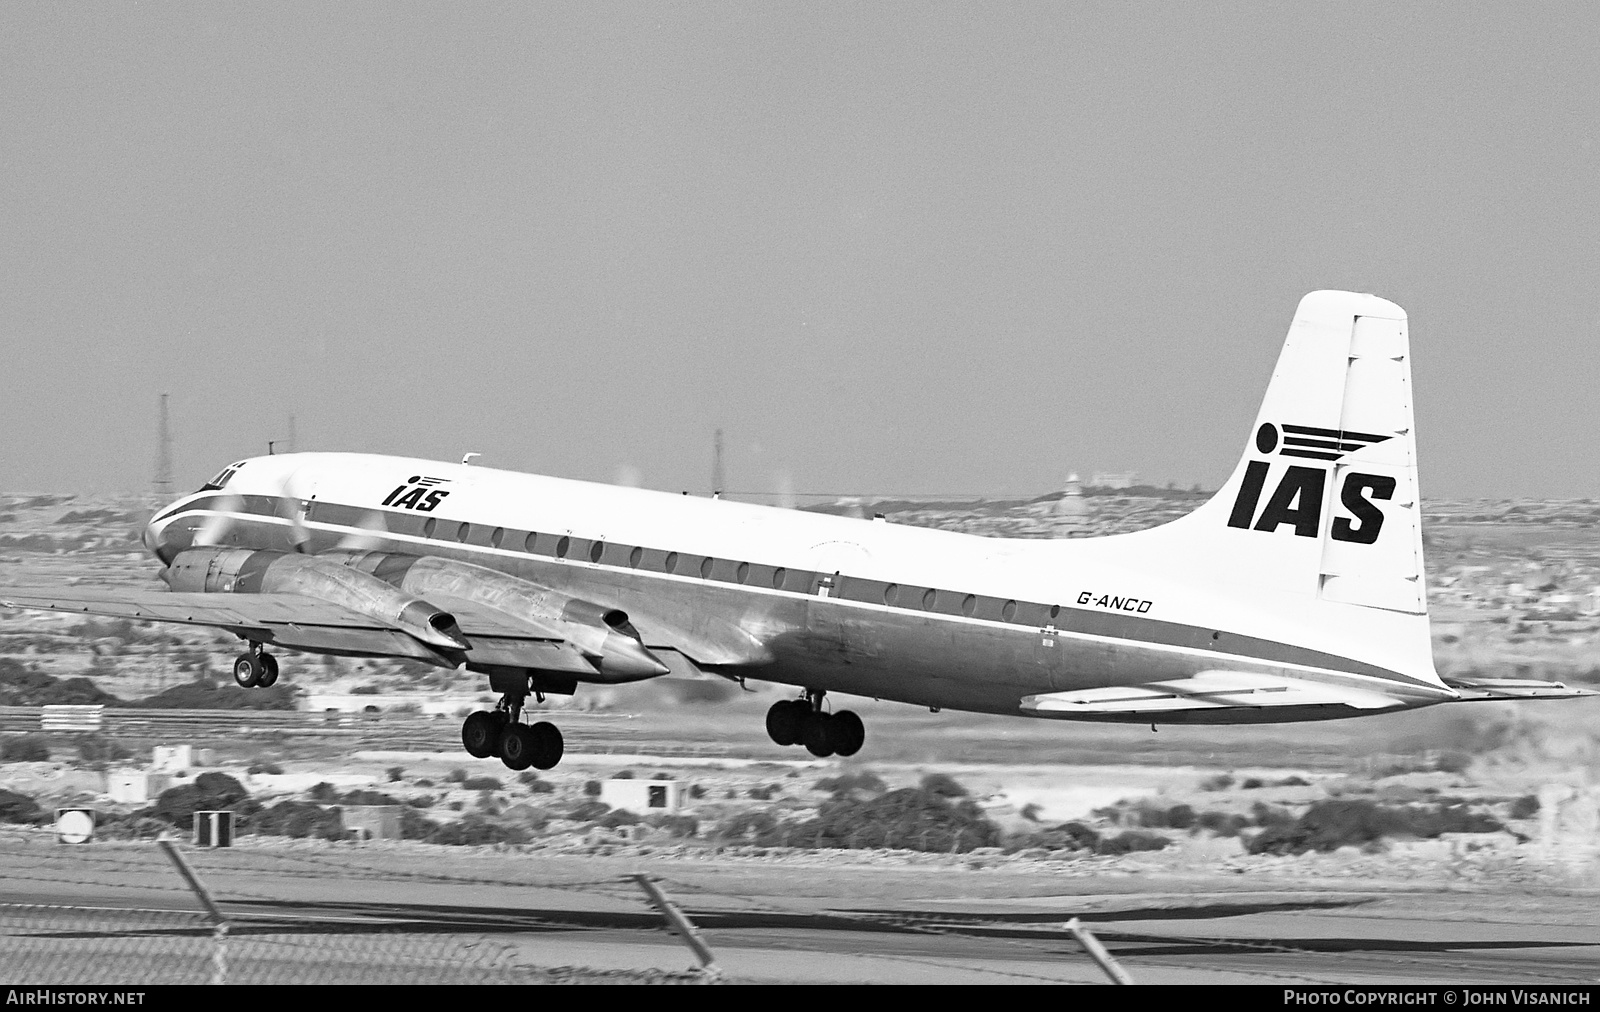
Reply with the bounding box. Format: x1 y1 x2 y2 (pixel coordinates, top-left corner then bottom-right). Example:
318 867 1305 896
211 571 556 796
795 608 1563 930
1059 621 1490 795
0 587 599 674
1020 670 1408 724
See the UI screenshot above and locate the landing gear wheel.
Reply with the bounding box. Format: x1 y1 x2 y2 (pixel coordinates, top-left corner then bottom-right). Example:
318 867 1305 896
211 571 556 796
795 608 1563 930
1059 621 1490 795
256 653 279 688
461 711 501 759
232 653 261 688
830 710 865 757
766 700 806 746
500 724 537 771
529 721 564 770
802 711 835 758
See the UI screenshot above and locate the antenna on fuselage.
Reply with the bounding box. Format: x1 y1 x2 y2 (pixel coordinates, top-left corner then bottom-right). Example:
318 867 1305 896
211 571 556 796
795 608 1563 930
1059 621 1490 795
712 428 724 498
461 452 481 466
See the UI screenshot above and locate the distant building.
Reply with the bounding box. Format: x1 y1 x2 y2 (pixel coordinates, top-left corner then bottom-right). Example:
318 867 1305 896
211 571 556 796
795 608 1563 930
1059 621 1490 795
600 779 685 814
1054 474 1088 518
1089 472 1137 490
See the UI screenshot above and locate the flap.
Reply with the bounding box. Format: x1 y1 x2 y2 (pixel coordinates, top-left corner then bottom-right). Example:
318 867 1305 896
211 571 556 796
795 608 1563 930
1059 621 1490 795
1021 670 1405 715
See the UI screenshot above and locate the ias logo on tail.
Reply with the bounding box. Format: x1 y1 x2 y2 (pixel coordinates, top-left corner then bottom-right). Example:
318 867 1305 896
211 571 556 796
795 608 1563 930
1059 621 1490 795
1228 423 1396 543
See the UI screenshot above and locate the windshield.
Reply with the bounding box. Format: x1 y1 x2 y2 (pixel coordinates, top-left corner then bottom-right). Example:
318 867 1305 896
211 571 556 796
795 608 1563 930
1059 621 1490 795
198 462 245 492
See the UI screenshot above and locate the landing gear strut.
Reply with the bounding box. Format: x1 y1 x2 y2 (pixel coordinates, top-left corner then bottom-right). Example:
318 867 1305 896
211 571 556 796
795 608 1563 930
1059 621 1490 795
460 692 564 770
766 690 864 758
232 643 279 688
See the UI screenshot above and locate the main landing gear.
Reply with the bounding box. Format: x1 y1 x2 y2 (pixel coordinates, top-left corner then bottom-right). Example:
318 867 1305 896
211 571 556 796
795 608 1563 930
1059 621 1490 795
232 643 279 688
766 690 864 759
460 693 565 771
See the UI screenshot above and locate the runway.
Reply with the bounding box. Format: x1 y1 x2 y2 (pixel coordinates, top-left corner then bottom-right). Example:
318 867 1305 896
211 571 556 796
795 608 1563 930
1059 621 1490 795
3 836 1597 985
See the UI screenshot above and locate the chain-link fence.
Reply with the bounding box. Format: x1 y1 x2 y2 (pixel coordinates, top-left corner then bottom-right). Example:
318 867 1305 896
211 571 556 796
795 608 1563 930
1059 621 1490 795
0 903 713 985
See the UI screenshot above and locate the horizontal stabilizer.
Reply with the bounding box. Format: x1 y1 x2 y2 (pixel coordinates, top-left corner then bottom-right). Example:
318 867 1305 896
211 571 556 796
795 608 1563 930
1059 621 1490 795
1441 675 1600 701
1020 670 1406 716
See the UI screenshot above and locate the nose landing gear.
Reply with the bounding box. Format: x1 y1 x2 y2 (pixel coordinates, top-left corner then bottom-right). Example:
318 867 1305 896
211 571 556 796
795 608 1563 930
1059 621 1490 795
766 690 864 758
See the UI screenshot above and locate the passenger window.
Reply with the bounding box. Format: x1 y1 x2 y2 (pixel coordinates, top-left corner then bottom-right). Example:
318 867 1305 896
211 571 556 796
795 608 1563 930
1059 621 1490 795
1001 599 1017 622
700 557 713 579
884 583 899 606
922 589 936 610
491 527 505 549
556 536 570 558
664 552 678 574
961 594 976 617
736 562 749 584
423 518 437 539
772 567 787 590
590 541 605 563
523 531 538 553
629 546 643 568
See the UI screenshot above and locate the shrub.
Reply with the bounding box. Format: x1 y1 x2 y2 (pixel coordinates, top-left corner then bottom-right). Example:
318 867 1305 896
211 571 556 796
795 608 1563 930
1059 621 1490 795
1012 821 1099 852
339 789 400 806
350 685 380 695
308 782 339 803
461 777 502 792
713 810 784 845
598 809 642 829
446 768 468 783
784 786 1000 853
646 813 699 838
613 770 634 780
688 784 706 799
1096 830 1170 855
566 800 610 823
815 771 887 796
247 762 284 776
1246 799 1505 856
386 767 405 782
518 772 555 793
76 736 131 764
152 773 251 828
919 773 968 798
194 773 247 806
253 800 344 840
583 780 602 797
408 795 435 808
1509 795 1540 819
1196 810 1251 836
747 784 779 800
0 789 44 824
1199 774 1235 792
1 735 50 763
1240 778 1265 790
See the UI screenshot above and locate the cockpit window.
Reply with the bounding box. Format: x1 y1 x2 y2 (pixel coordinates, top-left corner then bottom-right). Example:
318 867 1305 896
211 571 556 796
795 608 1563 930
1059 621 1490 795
198 462 246 492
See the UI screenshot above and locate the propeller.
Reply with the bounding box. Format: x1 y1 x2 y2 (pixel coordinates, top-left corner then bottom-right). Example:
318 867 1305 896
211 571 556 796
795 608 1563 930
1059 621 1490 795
337 510 391 551
273 469 315 553
192 494 245 547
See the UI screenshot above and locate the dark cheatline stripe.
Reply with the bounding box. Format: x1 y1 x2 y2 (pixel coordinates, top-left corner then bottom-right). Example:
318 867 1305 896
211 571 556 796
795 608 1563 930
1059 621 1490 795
1282 436 1345 451
1282 423 1391 444
164 493 1432 688
1279 448 1343 461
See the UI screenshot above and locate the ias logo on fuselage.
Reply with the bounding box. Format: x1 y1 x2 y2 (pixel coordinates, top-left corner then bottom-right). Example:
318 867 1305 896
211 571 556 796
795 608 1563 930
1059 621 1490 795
381 475 451 512
1228 423 1396 543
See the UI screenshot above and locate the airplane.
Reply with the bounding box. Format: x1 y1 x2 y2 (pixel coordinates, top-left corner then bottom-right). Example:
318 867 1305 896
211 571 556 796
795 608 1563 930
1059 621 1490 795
3 290 1593 772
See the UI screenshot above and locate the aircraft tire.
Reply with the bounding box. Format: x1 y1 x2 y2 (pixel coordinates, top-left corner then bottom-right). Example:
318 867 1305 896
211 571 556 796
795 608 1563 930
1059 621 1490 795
232 653 261 689
830 711 865 757
766 700 805 746
499 724 537 771
461 711 501 759
256 654 279 688
529 721 564 770
802 711 835 758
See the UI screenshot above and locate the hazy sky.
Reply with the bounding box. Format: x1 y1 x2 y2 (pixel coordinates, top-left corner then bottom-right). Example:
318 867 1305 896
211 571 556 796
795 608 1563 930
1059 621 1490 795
3 3 1597 500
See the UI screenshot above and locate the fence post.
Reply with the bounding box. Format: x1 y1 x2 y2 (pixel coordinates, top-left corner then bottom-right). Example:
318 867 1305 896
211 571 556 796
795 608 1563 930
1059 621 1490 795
630 874 722 980
1064 917 1134 985
157 836 229 984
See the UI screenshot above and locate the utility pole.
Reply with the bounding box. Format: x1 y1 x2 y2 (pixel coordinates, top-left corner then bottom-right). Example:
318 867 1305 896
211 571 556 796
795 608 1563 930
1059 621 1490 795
153 394 173 501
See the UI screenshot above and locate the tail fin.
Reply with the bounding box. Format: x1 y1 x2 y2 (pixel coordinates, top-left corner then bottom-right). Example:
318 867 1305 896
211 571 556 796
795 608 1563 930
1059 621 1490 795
1114 291 1434 680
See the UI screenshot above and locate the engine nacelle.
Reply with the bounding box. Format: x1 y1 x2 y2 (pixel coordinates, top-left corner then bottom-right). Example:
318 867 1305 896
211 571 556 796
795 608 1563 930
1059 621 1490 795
326 551 668 682
162 548 469 653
